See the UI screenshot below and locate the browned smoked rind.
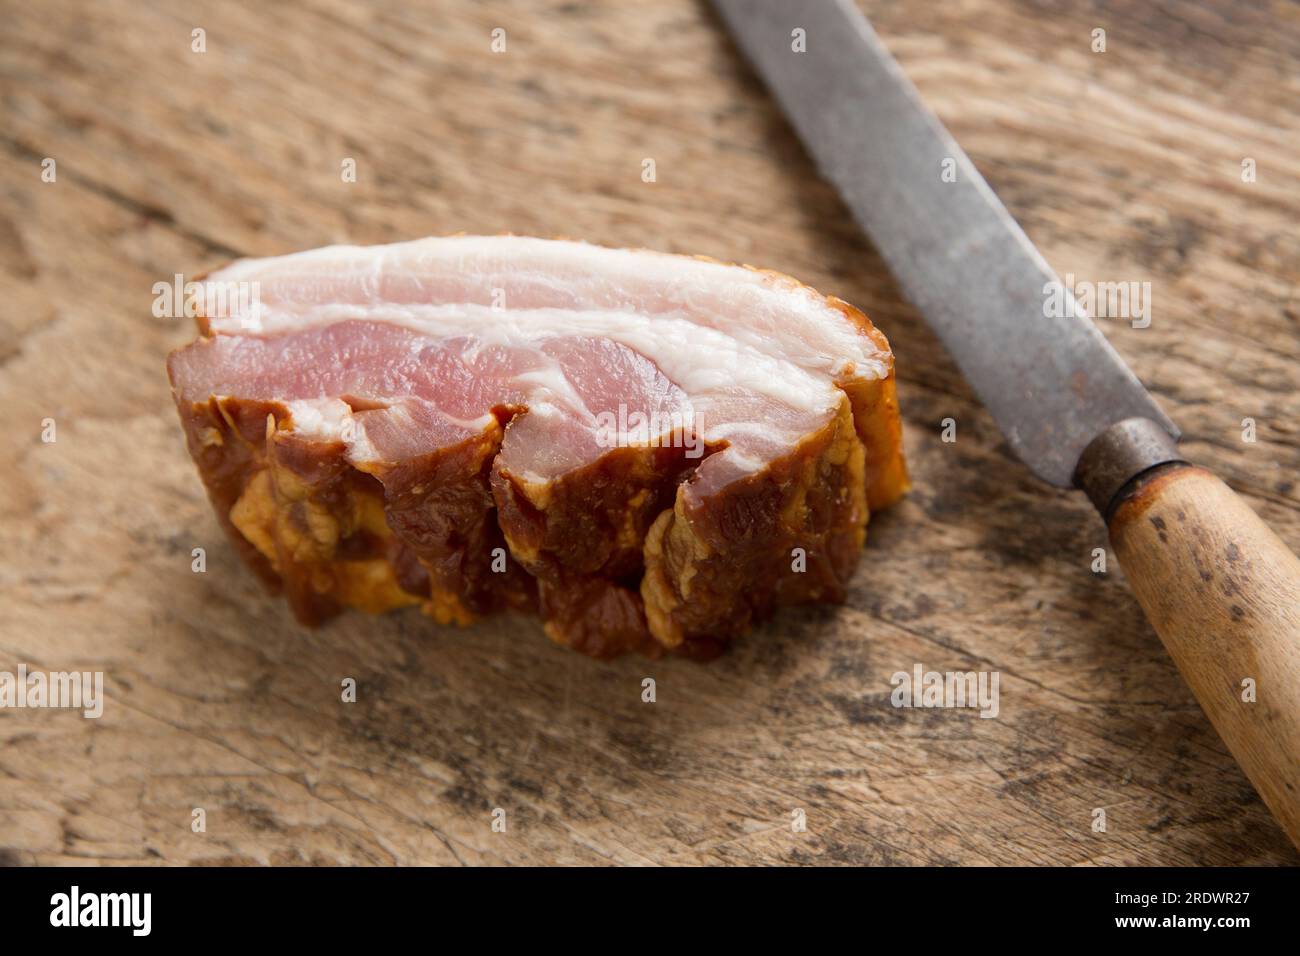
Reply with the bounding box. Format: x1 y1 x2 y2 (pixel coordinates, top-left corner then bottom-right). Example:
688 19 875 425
492 443 698 656
827 296 910 510
641 396 867 658
358 418 537 625
176 394 427 625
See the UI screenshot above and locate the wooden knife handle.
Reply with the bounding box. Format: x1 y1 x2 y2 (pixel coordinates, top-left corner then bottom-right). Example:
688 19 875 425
1109 463 1300 848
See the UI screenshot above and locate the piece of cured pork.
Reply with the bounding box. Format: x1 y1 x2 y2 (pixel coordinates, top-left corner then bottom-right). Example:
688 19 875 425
167 236 908 658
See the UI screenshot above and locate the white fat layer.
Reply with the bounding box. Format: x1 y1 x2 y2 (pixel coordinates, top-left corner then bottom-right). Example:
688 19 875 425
284 389 803 476
203 236 890 385
286 398 500 461
509 365 597 422
285 398 353 439
441 411 499 432
201 238 877 475
288 302 837 414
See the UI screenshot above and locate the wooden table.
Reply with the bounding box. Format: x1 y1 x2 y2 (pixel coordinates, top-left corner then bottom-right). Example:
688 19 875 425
2 0 1297 865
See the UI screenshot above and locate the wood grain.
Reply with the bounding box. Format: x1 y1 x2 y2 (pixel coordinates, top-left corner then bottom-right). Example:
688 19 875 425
1 0 1298 865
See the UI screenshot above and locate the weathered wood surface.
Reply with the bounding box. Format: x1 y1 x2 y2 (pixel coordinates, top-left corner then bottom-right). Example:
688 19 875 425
1 0 1298 865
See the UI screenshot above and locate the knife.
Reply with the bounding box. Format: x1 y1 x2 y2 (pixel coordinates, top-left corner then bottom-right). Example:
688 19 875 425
713 0 1300 848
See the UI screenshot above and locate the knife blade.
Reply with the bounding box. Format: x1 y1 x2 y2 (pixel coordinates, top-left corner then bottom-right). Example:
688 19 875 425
712 0 1174 488
714 0 1300 850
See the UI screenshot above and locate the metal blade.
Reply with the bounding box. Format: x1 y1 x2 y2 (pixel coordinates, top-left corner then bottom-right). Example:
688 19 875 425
712 0 1177 486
